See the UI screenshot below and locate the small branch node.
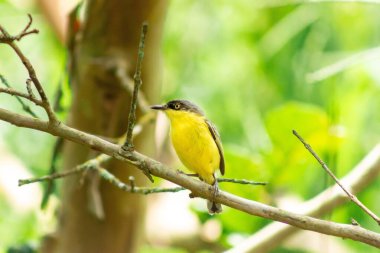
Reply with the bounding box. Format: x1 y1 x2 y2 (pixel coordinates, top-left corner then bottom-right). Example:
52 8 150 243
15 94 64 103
26 78 35 99
351 218 360 227
20 14 33 35
217 178 267 186
140 160 154 183
129 176 135 192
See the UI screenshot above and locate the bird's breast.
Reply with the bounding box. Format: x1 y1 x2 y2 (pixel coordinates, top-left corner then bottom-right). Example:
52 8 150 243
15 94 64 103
169 113 220 183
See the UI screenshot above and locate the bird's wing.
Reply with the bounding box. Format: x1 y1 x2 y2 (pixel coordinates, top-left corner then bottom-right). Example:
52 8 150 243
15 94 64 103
206 119 225 175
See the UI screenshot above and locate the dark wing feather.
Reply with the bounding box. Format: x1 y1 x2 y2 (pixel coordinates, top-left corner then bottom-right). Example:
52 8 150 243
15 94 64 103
206 120 225 175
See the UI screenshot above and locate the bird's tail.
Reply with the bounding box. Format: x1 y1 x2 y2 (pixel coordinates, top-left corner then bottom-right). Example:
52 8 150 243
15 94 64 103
207 200 222 214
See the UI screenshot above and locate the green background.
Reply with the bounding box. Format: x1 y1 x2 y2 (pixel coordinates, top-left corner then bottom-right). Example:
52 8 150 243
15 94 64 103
1 0 380 252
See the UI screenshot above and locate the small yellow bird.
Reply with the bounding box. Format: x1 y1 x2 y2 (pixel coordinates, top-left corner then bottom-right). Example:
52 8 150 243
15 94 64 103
151 100 225 214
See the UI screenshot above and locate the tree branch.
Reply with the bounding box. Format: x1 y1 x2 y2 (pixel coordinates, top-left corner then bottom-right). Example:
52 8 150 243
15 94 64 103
293 130 380 225
114 60 150 114
123 23 148 150
0 108 379 248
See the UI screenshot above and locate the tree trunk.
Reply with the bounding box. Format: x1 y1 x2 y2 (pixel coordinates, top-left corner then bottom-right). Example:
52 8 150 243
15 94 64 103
43 1 168 252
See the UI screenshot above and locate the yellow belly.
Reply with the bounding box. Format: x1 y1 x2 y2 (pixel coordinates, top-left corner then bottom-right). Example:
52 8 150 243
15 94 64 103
168 112 220 185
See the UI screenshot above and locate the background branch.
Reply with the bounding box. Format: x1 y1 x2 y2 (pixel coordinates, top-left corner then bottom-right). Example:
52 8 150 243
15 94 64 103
227 144 380 253
0 15 57 123
115 60 150 114
293 130 380 225
306 46 380 83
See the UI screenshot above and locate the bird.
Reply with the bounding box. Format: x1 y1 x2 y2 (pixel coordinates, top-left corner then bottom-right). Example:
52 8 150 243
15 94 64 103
151 99 225 214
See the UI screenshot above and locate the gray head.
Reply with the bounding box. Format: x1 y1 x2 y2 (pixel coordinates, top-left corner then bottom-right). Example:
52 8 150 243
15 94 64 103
151 99 204 116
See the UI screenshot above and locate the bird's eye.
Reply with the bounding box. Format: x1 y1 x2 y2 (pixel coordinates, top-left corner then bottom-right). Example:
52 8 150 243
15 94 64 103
174 103 180 110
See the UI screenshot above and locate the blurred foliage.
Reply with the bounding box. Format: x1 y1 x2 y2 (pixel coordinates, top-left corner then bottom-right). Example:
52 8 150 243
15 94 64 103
0 1 64 252
163 1 380 252
1 0 380 252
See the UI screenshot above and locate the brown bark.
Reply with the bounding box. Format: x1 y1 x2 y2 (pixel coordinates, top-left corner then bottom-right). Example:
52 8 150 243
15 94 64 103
43 1 168 252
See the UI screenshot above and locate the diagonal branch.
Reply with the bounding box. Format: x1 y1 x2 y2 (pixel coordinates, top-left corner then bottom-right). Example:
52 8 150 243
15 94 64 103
0 108 379 248
306 46 380 83
227 143 380 253
293 130 380 225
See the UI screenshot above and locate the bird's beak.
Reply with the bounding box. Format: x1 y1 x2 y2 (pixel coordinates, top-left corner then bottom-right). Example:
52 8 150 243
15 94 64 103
150 104 167 110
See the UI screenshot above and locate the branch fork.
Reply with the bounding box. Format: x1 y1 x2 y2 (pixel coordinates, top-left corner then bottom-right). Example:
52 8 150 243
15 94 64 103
0 14 38 43
0 14 58 124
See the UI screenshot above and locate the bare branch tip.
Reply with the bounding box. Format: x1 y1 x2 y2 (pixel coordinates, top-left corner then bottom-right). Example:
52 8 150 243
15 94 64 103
292 129 301 138
142 22 148 33
18 179 25 187
24 14 33 30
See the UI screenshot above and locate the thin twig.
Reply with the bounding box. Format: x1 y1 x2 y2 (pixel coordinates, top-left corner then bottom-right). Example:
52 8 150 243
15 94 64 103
0 86 42 105
0 74 39 117
19 154 108 186
26 79 36 100
115 62 150 114
293 130 380 225
40 137 64 209
122 22 148 150
218 178 267 186
97 167 184 194
0 14 38 43
0 15 57 123
18 166 83 186
129 176 136 192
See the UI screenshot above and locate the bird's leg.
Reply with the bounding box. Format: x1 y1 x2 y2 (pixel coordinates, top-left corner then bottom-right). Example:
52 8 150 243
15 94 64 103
212 177 219 201
206 174 222 214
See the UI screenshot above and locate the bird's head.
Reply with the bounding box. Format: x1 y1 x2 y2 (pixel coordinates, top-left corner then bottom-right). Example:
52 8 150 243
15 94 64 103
151 100 204 120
